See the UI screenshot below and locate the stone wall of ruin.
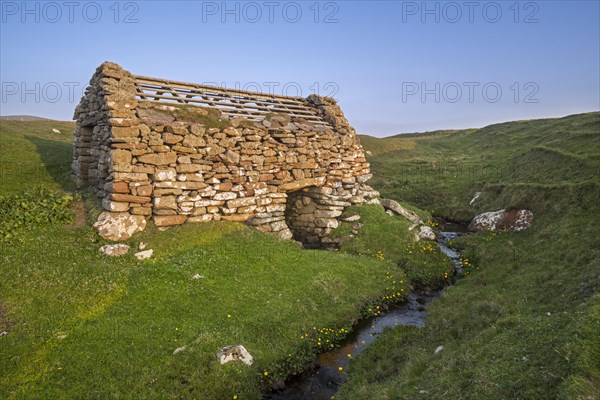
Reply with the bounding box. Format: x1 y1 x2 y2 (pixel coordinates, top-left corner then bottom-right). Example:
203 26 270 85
73 62 378 246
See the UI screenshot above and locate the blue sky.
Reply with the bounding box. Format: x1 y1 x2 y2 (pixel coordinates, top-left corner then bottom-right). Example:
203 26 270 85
1 0 599 136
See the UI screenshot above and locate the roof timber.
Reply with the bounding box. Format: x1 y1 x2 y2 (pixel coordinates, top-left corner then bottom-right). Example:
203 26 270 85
132 75 330 125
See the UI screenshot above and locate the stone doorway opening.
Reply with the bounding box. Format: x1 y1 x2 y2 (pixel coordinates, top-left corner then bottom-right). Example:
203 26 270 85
284 187 341 249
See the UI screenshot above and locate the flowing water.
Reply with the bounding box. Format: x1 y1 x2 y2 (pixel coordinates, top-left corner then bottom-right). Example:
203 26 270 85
263 222 466 400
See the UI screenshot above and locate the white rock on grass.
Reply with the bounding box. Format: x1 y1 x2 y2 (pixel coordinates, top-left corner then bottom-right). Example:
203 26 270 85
99 244 130 256
52 128 61 134
134 249 153 260
418 226 436 240
216 345 253 365
93 212 146 241
343 215 361 222
434 345 444 354
381 199 423 225
468 209 533 232
173 346 187 355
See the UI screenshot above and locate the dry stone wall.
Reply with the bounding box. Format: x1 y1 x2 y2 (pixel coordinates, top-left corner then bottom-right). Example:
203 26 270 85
73 62 378 247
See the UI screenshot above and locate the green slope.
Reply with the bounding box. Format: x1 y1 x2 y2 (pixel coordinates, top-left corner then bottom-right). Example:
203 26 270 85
0 120 75 193
0 120 442 399
362 112 599 221
1 112 598 399
339 112 600 400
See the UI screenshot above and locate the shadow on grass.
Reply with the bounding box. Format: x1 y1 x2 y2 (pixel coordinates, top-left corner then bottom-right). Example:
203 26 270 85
24 135 73 191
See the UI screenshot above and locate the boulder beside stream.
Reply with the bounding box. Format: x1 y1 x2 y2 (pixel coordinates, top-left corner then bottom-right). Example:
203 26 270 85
468 209 533 232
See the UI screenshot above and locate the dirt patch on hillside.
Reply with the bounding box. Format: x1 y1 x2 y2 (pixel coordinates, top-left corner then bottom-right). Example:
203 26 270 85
68 201 87 228
0 299 14 334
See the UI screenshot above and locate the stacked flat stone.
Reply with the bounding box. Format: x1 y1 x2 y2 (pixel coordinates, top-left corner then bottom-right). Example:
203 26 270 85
73 62 379 247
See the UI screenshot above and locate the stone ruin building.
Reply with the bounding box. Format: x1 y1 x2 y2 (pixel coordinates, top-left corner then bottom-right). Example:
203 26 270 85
72 62 379 248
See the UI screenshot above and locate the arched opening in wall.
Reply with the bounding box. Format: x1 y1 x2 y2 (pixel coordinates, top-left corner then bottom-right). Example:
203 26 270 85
284 186 341 249
285 188 319 248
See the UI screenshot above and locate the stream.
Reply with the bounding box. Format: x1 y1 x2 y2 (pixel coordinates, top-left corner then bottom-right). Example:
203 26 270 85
263 220 467 400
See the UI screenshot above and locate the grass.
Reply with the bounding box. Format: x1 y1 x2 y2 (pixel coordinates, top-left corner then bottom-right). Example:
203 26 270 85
559 294 600 399
0 119 434 399
338 111 600 399
365 112 599 221
333 204 452 289
357 129 477 156
0 120 75 193
2 112 598 399
0 188 77 241
0 221 409 399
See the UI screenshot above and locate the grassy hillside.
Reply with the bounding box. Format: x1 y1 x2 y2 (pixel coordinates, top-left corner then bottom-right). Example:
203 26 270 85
0 120 449 398
339 112 600 399
0 120 75 193
358 129 477 156
363 112 599 221
1 113 597 399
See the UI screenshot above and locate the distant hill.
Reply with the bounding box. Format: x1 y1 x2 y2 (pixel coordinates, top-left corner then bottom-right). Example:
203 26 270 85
359 129 480 156
359 111 600 221
0 115 55 121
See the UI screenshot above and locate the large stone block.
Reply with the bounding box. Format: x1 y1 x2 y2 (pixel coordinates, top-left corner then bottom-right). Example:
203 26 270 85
110 193 151 204
153 215 188 227
222 150 240 164
183 135 206 147
136 185 153 196
176 164 206 173
162 132 184 144
165 124 189 135
214 192 237 201
314 218 339 229
468 209 533 232
153 196 177 210
111 149 132 165
153 168 177 181
279 177 326 192
112 126 139 138
138 152 177 166
226 197 256 208
188 214 213 223
266 204 286 213
112 172 149 182
107 181 129 193
155 181 208 190
381 199 423 225
314 209 343 218
130 206 152 216
93 212 147 241
102 199 130 212
222 214 253 222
